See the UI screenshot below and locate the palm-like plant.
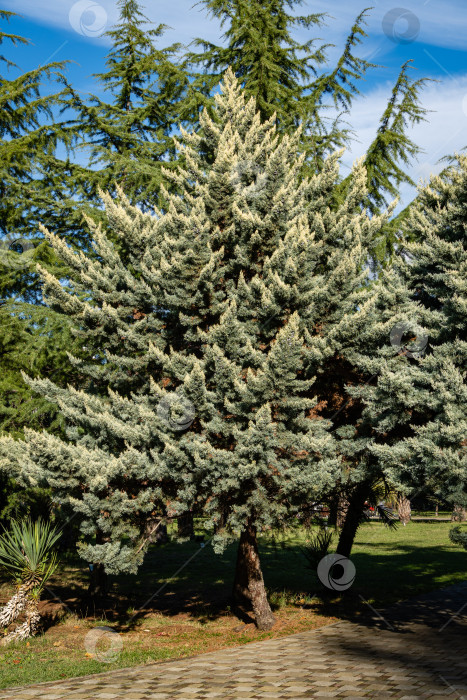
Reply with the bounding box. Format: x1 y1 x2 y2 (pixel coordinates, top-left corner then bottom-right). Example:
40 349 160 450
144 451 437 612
0 519 60 643
301 525 334 571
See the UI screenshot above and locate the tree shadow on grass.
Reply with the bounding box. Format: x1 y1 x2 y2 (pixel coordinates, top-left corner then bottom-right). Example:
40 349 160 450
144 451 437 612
258 538 467 627
10 533 464 633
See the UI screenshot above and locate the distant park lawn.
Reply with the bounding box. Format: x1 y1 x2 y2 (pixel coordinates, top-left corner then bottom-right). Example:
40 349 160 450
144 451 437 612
0 520 465 689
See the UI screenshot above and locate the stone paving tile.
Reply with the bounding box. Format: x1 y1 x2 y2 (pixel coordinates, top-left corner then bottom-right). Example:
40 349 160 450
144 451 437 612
0 582 466 699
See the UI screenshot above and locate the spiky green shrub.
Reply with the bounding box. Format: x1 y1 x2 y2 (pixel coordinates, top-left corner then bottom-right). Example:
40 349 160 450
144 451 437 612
0 518 60 642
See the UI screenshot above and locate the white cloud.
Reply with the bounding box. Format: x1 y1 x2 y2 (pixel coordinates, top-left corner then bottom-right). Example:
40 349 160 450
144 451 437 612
5 0 467 52
291 0 467 55
4 0 222 46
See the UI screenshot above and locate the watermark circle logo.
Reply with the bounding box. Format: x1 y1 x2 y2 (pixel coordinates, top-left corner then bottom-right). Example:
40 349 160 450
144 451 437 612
157 390 195 431
230 159 268 199
317 553 356 592
84 626 122 663
382 8 420 44
390 321 428 359
69 0 108 38
0 234 35 270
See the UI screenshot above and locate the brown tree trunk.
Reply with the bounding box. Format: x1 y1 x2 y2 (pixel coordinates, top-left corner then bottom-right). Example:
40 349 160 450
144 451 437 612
326 498 338 528
232 520 276 630
177 511 194 539
451 505 467 522
336 493 350 529
336 482 369 559
145 518 168 544
233 529 252 606
214 509 227 534
398 494 411 526
87 563 108 597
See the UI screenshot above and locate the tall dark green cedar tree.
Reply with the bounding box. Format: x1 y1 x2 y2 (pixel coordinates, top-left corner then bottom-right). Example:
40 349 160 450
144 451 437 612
366 156 467 519
0 10 79 523
63 0 193 236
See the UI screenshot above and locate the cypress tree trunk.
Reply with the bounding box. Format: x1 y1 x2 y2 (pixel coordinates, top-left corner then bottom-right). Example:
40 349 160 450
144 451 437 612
232 520 276 630
233 530 252 606
145 517 168 544
177 512 194 539
336 492 350 529
398 494 411 525
88 563 108 597
214 509 227 534
451 505 467 522
87 529 109 597
326 497 338 528
336 483 369 558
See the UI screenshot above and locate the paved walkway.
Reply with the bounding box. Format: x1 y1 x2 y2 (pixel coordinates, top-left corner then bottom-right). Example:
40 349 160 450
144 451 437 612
1 582 466 699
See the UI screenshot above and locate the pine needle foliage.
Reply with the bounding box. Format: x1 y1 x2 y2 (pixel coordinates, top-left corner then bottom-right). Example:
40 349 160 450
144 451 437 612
0 11 77 446
64 0 191 230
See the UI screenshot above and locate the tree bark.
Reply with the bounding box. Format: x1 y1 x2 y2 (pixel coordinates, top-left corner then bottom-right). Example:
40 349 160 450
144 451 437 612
336 492 350 529
233 528 252 606
327 497 338 528
214 509 227 534
232 520 276 630
398 494 411 526
87 562 108 597
451 505 467 522
336 482 369 558
177 511 194 539
145 518 168 544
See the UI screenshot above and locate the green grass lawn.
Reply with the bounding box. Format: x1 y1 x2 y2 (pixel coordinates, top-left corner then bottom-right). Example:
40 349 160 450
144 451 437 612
278 519 467 605
0 520 465 689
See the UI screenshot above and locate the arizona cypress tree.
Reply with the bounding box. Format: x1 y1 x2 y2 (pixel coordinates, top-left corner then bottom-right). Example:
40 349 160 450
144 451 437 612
296 161 431 556
0 70 409 626
326 267 429 558
331 157 467 556
366 156 467 510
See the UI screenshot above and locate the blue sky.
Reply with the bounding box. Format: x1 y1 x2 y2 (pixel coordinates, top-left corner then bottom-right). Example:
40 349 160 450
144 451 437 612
3 0 467 208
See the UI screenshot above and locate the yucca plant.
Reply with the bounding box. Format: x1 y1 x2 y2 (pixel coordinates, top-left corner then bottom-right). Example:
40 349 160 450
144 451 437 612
301 525 334 571
0 518 60 643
